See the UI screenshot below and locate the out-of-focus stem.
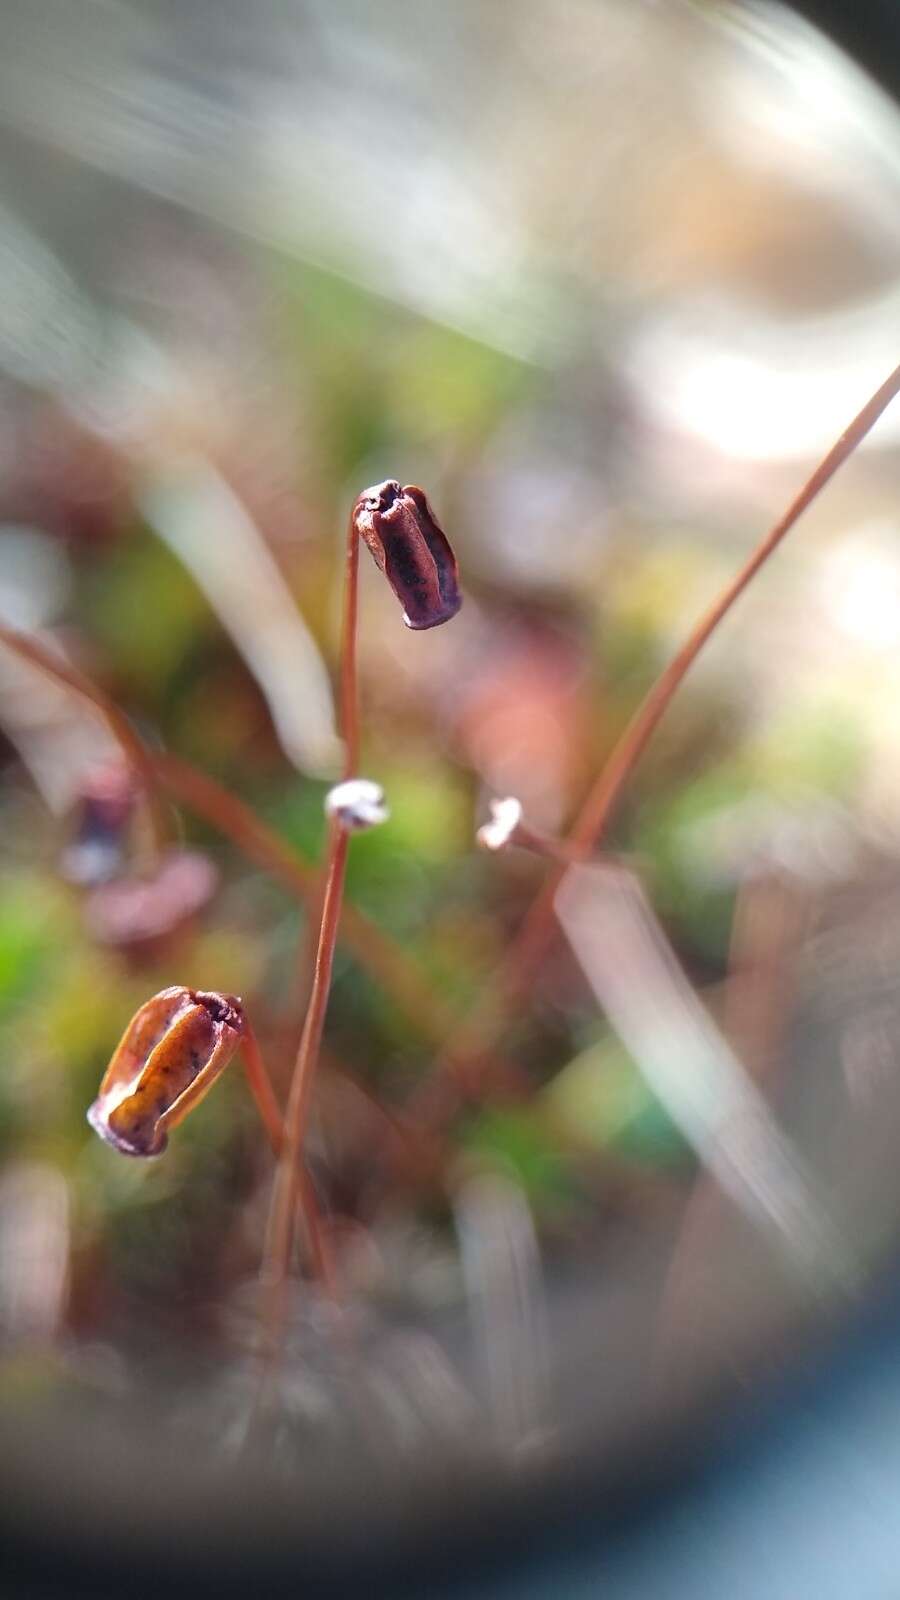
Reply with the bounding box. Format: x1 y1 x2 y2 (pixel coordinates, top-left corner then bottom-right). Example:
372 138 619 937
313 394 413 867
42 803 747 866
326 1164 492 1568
411 357 900 1115
0 623 168 852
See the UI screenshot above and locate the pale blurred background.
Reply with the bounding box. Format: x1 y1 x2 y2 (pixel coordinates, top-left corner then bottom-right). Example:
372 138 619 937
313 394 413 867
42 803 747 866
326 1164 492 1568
2 0 900 1590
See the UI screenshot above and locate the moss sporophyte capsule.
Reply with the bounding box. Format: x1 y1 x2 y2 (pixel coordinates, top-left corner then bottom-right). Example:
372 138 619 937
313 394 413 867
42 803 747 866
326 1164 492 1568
352 481 462 630
87 987 245 1157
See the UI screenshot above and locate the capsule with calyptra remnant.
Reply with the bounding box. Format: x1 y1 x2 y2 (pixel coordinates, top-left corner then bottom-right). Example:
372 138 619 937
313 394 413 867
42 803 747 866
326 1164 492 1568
351 480 462 630
87 986 245 1157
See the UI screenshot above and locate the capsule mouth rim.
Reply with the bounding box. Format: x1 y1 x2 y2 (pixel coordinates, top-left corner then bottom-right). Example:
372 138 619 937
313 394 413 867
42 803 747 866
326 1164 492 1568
189 990 244 1034
358 479 402 516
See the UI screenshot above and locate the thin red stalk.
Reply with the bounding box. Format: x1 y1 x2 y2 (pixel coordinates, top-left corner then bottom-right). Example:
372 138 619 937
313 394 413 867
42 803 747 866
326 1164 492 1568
240 1021 287 1157
242 1021 336 1300
259 827 350 1352
258 508 360 1367
410 358 900 1113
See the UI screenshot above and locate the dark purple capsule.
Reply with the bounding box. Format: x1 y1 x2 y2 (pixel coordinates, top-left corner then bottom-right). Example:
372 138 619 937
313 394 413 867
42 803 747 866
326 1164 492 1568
352 480 462 630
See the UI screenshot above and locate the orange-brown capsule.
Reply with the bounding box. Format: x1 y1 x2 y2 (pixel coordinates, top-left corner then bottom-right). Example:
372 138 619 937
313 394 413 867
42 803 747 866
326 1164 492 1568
87 987 244 1157
352 480 462 629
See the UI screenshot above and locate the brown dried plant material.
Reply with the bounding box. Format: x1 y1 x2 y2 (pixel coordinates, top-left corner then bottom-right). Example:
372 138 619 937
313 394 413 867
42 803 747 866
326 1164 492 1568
351 480 462 630
87 987 244 1157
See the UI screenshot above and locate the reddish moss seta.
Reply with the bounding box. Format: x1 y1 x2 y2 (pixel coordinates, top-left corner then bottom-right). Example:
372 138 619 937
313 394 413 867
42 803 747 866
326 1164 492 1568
352 480 462 629
87 986 245 1157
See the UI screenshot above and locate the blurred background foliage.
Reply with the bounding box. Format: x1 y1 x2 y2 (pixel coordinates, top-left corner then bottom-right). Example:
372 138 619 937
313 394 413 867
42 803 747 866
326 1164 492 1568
1 0 900 1468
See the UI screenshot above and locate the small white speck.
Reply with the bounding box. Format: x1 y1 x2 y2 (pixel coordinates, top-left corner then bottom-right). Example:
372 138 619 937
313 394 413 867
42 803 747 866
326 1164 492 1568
324 777 389 832
476 796 523 852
